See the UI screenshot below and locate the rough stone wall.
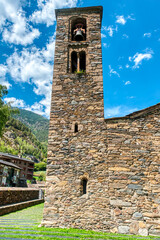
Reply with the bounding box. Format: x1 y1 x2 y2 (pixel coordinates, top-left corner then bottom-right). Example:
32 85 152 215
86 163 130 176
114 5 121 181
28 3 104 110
42 6 160 236
105 111 160 236
0 188 40 206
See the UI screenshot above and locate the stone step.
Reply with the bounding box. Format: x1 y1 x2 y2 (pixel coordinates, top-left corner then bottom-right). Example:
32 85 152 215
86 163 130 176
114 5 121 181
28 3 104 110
0 199 44 216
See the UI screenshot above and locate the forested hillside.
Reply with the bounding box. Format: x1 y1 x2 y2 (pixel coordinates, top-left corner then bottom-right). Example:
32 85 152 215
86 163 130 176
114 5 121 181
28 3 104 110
0 117 47 163
13 109 49 143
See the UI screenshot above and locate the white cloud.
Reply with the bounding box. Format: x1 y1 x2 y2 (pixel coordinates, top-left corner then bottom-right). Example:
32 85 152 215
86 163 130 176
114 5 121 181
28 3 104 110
25 102 46 116
125 64 129 68
101 33 107 38
102 25 117 37
127 15 136 21
105 106 121 117
103 43 109 48
125 81 131 85
0 64 11 89
4 35 55 117
116 15 126 25
122 34 129 39
107 26 117 37
129 49 153 69
4 97 49 117
143 32 151 38
116 14 135 25
31 0 78 26
0 0 40 45
0 80 11 89
4 97 26 108
0 64 7 77
104 105 138 118
109 65 120 77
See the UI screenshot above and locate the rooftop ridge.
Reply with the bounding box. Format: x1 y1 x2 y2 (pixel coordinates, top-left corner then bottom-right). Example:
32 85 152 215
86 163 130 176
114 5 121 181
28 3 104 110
105 102 160 121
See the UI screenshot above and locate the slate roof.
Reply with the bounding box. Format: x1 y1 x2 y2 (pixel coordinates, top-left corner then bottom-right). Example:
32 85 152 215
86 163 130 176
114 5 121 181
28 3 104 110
0 160 21 170
105 103 160 122
0 152 34 163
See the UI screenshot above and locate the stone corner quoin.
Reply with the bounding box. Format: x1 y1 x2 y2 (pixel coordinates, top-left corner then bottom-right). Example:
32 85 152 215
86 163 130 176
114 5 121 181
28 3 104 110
42 6 160 237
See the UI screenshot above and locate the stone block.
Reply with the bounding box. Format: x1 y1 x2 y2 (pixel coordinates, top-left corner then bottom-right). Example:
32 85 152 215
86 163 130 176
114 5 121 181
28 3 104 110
118 226 130 234
110 199 131 207
133 212 143 219
139 228 148 236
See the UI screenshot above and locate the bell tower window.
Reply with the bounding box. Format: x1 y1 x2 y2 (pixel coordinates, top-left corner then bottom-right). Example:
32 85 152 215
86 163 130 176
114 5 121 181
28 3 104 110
71 51 77 73
80 51 86 72
71 18 86 41
71 51 86 73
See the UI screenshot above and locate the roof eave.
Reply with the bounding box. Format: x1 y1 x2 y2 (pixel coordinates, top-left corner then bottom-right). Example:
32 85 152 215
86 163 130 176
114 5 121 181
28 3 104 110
105 103 160 122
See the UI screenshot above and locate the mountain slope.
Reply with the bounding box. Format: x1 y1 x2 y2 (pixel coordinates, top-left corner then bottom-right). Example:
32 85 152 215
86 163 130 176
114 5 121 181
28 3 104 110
13 109 49 143
0 118 47 162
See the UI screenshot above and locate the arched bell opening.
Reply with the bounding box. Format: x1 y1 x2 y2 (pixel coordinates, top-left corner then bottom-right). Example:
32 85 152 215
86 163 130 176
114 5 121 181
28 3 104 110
80 51 86 72
71 18 86 41
71 51 77 73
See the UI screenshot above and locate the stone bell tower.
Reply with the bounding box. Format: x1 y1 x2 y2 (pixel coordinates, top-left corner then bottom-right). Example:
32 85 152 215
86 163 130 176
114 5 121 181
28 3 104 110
42 6 107 230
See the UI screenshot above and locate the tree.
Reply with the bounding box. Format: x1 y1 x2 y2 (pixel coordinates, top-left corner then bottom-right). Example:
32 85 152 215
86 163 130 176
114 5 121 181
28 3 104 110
0 85 18 136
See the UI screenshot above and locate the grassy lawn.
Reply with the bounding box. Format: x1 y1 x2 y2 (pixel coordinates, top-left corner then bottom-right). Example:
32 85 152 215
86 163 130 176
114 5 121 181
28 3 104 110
34 171 46 176
0 204 157 240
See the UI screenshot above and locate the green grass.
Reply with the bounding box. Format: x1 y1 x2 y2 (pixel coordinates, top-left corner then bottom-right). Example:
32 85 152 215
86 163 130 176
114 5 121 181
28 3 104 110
34 171 46 176
0 204 157 240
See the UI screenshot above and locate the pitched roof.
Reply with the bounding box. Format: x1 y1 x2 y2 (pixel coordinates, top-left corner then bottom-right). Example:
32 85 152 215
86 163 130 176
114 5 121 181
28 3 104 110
105 103 160 122
0 152 34 163
0 160 21 170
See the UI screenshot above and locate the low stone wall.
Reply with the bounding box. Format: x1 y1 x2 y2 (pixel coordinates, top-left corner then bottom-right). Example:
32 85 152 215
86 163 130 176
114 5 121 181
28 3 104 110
0 188 40 206
0 199 44 216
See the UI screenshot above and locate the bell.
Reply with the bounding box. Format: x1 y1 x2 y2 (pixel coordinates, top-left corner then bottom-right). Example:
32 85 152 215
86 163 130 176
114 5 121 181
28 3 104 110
74 30 84 41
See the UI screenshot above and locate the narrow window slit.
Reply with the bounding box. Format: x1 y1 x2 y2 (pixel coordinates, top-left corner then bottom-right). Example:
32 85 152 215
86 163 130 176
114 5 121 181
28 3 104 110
83 179 87 194
80 178 87 195
75 123 78 133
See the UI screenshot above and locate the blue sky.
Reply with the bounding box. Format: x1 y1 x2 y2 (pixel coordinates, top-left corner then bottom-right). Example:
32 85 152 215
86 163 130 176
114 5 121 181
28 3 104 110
0 0 160 118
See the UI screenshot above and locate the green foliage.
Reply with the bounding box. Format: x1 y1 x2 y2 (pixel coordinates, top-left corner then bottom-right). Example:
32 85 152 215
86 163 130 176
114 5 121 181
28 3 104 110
0 85 20 137
0 85 12 136
34 171 46 181
39 172 46 181
1 117 47 161
34 162 47 171
74 69 86 74
13 108 49 143
0 140 19 155
0 91 48 162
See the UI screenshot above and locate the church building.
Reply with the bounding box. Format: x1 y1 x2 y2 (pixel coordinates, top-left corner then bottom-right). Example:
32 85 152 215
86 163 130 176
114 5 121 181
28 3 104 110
42 6 160 236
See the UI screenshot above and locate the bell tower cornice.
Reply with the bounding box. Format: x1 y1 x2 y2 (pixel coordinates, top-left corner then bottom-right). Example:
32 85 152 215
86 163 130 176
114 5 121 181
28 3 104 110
55 6 103 22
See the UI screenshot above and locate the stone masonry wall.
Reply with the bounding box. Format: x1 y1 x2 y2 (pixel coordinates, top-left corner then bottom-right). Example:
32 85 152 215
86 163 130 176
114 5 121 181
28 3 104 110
0 188 40 206
42 6 160 237
105 110 160 236
43 108 160 236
